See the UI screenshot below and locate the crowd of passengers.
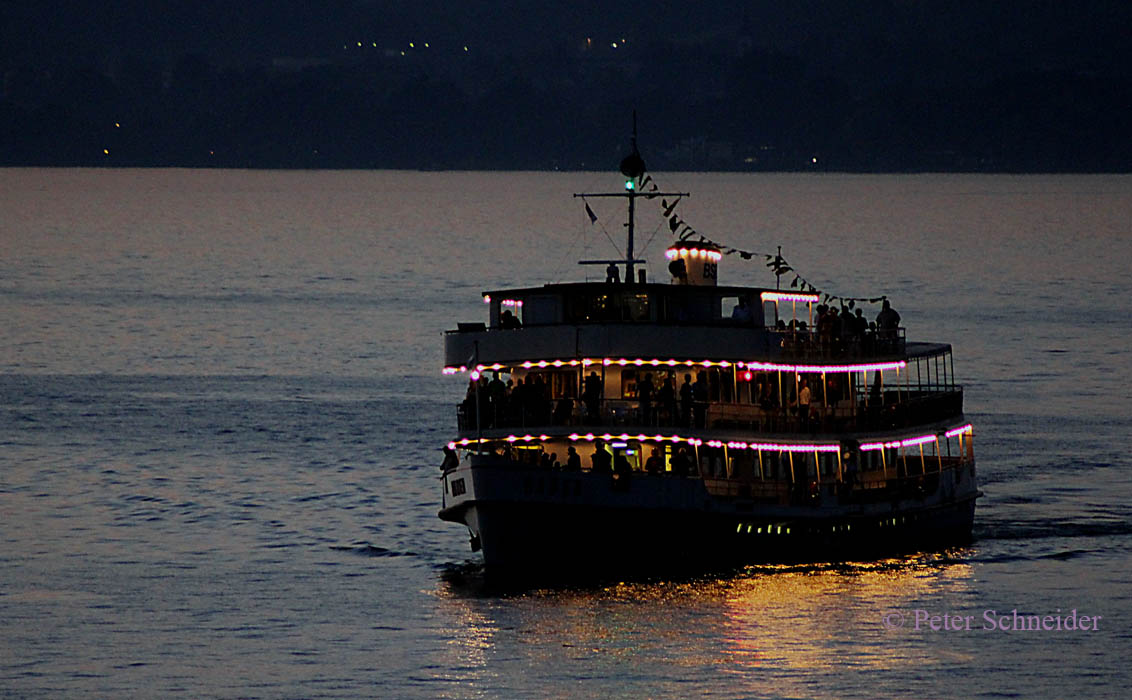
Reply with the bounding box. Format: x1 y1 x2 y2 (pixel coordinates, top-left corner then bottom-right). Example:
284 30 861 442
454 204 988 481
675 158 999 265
479 438 702 479
770 300 902 356
447 439 897 494
461 365 869 433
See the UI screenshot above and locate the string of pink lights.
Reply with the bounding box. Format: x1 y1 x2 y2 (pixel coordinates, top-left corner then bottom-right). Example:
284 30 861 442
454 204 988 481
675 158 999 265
446 424 973 453
443 356 907 377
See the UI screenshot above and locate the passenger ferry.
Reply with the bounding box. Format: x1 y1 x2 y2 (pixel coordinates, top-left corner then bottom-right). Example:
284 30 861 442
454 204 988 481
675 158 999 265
438 138 979 580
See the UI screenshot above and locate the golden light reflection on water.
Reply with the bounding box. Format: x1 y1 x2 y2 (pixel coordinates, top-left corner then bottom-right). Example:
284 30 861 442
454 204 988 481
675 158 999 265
434 552 976 694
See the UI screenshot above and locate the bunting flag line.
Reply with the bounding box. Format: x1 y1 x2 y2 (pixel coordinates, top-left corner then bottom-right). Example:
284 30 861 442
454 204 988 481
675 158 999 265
635 173 891 309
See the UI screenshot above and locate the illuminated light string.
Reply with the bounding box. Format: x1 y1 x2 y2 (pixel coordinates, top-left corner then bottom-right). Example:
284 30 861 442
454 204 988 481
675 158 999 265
482 296 523 307
860 424 973 452
622 172 890 308
665 247 723 262
443 357 907 375
760 291 820 304
447 425 972 453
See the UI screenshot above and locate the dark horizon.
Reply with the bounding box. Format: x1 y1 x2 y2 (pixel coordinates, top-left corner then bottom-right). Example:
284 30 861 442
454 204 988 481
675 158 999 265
2 1 1130 172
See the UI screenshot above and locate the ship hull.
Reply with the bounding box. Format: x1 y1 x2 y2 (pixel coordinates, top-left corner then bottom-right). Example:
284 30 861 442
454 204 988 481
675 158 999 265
440 459 978 582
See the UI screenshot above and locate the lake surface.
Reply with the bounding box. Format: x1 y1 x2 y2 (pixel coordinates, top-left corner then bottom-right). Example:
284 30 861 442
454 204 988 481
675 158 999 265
2 169 1130 698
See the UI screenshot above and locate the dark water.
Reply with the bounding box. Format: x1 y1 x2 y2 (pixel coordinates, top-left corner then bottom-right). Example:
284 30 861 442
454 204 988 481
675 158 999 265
2 169 1131 698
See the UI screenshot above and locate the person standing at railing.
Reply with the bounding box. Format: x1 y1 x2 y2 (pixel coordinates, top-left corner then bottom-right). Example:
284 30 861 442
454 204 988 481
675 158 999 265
692 372 709 428
876 299 901 350
680 374 694 427
565 445 581 471
590 439 613 474
583 371 603 425
797 378 812 431
658 376 677 427
638 372 655 425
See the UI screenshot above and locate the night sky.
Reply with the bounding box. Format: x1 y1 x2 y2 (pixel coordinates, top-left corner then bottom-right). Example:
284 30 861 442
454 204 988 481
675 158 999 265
2 1 1129 170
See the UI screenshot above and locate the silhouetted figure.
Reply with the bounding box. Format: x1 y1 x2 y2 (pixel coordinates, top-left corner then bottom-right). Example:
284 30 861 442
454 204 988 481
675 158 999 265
500 309 522 329
613 452 632 485
680 374 694 427
582 371 603 424
440 445 459 472
692 372 709 428
606 263 620 284
637 372 654 425
673 447 692 477
731 297 752 322
875 299 901 349
644 448 663 475
565 445 581 471
487 371 506 427
590 439 612 474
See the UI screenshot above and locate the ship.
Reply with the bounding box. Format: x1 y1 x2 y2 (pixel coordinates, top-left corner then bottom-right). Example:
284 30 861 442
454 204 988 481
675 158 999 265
438 131 979 581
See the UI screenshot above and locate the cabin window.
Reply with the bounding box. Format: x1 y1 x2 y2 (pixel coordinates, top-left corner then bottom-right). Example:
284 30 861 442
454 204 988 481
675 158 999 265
622 293 650 321
567 292 651 322
524 370 578 399
523 295 559 325
663 294 713 323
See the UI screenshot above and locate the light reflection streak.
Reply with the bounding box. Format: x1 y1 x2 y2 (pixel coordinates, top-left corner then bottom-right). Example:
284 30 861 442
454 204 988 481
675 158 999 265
432 554 976 694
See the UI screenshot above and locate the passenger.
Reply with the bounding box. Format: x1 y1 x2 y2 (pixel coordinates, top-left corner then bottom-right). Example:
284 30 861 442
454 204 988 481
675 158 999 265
875 299 901 348
679 374 694 427
487 371 507 427
508 378 526 426
692 372 709 428
540 452 552 469
672 447 692 477
440 445 459 472
839 305 854 354
606 263 621 284
582 371 603 424
614 452 632 481
565 445 581 471
590 439 612 474
530 375 551 425
644 448 664 475
817 305 835 354
731 297 753 322
500 309 522 329
796 378 812 431
638 372 655 425
851 308 867 355
548 452 560 470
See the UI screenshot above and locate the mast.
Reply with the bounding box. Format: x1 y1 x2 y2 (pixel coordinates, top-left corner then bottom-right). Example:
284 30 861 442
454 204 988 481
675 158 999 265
575 113 688 283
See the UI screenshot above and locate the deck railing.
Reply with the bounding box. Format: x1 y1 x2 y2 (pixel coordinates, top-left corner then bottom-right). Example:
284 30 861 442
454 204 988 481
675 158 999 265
456 388 962 435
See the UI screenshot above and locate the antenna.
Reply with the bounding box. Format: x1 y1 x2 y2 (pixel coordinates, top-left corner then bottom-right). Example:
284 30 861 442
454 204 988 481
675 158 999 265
575 114 687 282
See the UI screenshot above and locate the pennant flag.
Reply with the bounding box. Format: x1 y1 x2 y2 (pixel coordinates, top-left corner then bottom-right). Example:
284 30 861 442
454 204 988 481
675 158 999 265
740 251 752 260
663 198 681 217
669 216 680 232
584 201 597 224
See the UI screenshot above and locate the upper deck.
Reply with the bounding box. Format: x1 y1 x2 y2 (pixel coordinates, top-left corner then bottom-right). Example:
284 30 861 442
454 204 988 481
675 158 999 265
445 280 917 368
